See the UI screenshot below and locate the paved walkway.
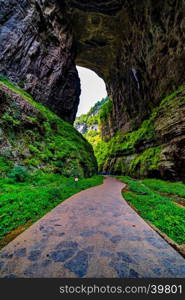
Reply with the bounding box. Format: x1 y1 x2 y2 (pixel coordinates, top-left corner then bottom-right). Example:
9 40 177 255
0 177 185 278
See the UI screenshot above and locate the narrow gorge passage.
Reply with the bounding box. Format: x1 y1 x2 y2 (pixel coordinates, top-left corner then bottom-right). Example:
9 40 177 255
0 177 185 278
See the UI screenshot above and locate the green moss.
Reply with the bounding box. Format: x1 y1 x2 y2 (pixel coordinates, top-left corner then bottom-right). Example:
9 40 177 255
75 114 88 125
0 79 97 177
160 85 184 106
129 146 161 176
99 98 113 121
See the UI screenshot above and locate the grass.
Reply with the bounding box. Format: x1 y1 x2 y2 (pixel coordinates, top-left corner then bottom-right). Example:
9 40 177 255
0 173 103 243
142 178 185 198
118 176 185 244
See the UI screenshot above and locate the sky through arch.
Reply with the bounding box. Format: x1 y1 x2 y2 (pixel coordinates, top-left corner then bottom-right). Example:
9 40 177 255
77 66 107 116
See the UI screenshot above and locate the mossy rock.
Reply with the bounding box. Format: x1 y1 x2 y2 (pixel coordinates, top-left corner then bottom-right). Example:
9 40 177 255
0 80 98 178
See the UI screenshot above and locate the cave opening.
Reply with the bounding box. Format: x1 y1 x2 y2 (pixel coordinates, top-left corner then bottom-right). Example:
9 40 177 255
76 66 107 117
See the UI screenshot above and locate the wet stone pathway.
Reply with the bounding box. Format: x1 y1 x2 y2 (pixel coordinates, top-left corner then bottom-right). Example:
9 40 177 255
0 177 185 278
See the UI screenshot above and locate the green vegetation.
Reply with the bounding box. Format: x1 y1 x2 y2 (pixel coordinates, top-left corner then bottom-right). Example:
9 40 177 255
74 97 113 170
74 97 109 129
0 77 97 177
85 85 185 176
129 147 161 175
75 90 161 173
99 98 113 121
93 104 159 173
142 178 185 198
0 173 103 243
118 176 185 244
0 76 102 246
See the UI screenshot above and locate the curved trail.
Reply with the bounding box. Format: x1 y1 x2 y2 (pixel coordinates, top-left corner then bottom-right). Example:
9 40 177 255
0 177 185 278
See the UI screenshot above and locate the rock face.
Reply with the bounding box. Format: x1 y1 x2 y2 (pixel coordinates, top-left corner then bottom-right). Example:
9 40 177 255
1 0 185 180
72 0 185 132
0 0 80 123
102 87 185 182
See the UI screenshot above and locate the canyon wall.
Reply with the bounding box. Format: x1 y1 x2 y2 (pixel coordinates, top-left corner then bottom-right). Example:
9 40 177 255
1 0 185 127
1 0 185 179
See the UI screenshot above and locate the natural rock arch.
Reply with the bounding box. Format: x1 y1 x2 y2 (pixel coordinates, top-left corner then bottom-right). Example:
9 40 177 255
1 0 185 129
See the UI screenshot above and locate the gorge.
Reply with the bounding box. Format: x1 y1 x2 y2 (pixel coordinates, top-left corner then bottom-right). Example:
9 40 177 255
0 0 185 181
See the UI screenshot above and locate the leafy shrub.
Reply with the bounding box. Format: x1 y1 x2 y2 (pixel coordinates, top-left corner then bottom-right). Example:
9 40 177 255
7 166 29 182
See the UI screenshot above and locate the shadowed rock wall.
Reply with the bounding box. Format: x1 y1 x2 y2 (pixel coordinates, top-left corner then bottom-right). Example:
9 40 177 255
0 0 80 123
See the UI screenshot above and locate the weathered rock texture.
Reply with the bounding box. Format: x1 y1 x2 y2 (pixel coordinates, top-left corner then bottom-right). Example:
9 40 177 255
72 0 185 131
1 0 185 180
0 0 80 123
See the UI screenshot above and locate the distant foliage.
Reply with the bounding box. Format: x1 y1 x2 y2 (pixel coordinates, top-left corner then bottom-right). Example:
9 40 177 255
74 97 113 171
99 98 113 121
88 97 108 116
142 178 185 198
74 97 109 127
